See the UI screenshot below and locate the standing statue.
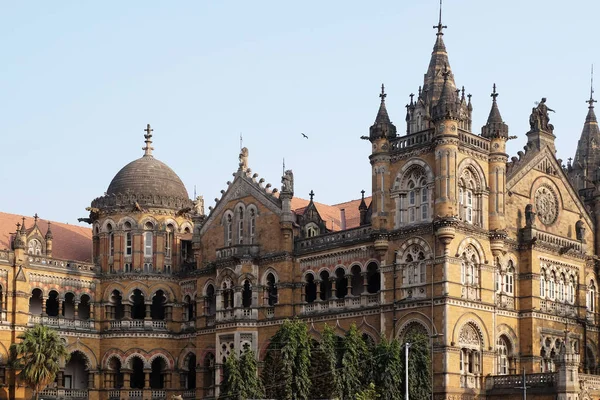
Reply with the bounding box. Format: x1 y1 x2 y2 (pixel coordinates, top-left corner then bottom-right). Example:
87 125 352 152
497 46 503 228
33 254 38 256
239 147 249 171
281 169 294 193
529 98 555 132
525 204 536 227
193 195 205 216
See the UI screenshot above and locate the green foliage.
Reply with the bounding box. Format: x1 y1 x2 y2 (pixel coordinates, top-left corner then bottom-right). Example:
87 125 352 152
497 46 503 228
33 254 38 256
402 331 432 400
239 348 264 399
373 336 403 400
10 324 70 400
221 353 243 399
261 345 286 399
310 325 342 399
340 324 369 399
356 382 380 400
261 319 311 400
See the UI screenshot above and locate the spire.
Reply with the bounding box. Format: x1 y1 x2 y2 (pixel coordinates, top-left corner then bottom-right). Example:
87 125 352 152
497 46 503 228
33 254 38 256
586 64 597 123
21 217 26 233
481 84 508 138
431 67 459 121
421 0 454 108
359 189 368 211
573 67 600 180
45 221 53 240
369 84 397 140
143 124 154 157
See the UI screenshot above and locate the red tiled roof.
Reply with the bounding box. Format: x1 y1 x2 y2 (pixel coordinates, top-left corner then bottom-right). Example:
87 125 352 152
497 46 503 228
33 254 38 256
291 196 372 231
0 212 92 262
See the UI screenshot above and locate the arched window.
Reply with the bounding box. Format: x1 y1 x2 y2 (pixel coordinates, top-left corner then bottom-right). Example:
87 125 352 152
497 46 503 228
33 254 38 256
249 209 256 244
366 262 380 293
28 239 42 255
238 207 244 244
107 224 114 257
403 246 426 285
458 167 482 226
587 280 596 312
305 223 319 238
398 167 430 226
123 222 132 257
305 274 317 303
205 284 216 316
458 324 482 385
242 280 252 308
226 214 233 246
504 261 514 294
335 268 348 299
558 274 565 302
266 273 278 306
165 224 174 259
222 280 234 309
548 272 556 300
497 336 511 375
319 271 332 301
568 276 575 304
460 248 479 286
144 222 153 259
540 271 546 297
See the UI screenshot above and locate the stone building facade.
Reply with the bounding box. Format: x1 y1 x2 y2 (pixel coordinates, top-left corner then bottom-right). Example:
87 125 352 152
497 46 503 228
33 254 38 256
1 13 600 400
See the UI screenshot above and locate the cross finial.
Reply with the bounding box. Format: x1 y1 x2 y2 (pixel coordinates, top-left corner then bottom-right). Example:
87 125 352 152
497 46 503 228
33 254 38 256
433 0 447 35
16 222 20 231
409 93 414 104
361 189 365 200
380 84 387 101
461 86 465 100
467 93 472 103
588 64 597 107
491 83 499 101
143 123 154 156
441 65 450 81
33 213 38 224
309 190 315 201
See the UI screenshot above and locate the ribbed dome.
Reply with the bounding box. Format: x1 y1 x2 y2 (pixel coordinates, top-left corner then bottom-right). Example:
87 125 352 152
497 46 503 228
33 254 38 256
107 155 189 200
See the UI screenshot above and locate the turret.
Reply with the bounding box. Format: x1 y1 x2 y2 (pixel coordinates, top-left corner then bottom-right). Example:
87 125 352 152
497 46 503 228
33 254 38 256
482 84 509 245
45 221 53 257
359 190 369 226
369 85 394 231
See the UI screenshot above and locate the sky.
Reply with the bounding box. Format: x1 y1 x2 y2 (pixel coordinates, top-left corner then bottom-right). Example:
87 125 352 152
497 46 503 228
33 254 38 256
1 0 599 226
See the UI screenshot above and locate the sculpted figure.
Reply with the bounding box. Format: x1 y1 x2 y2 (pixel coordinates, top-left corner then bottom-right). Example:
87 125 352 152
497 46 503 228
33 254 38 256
281 169 294 192
239 147 249 170
529 98 555 131
193 195 205 216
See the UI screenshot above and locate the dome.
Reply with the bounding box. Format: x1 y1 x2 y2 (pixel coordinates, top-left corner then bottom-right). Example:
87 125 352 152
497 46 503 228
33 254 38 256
107 155 189 200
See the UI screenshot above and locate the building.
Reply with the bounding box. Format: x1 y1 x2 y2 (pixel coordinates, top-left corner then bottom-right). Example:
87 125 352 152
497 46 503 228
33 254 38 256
1 10 600 400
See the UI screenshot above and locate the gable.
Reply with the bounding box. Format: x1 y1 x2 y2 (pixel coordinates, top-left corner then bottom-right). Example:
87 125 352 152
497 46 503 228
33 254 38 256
507 147 593 230
198 172 282 236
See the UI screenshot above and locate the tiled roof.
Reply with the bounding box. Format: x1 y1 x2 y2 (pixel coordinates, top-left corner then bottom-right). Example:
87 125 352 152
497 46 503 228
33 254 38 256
291 196 372 231
0 212 92 262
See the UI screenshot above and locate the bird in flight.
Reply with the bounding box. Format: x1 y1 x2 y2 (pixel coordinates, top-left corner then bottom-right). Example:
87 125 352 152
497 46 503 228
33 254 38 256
301 133 308 139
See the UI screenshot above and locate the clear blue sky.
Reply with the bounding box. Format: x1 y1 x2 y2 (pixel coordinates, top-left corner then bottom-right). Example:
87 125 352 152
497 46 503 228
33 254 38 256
1 1 598 225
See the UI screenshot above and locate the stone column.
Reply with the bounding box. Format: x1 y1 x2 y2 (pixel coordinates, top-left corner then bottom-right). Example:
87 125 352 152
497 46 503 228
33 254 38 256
145 303 151 320
124 304 132 319
362 272 369 294
74 301 79 319
57 370 64 388
315 280 322 301
346 274 353 296
122 369 131 388
58 298 63 316
329 277 337 300
42 296 48 316
300 283 306 303
89 302 95 320
88 372 95 388
144 369 151 389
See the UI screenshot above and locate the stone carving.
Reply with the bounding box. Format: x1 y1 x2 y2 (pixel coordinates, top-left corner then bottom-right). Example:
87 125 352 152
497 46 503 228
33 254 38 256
576 220 585 241
458 323 480 346
239 147 249 171
529 98 555 132
281 169 294 193
525 204 536 227
534 186 558 225
193 196 205 216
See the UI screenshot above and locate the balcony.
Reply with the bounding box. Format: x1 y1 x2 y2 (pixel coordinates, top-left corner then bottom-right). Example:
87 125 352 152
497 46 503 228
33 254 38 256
217 307 258 322
28 255 96 273
109 319 167 330
295 226 372 254
301 293 380 314
216 244 260 260
539 299 577 317
39 388 88 399
29 315 93 330
486 372 555 390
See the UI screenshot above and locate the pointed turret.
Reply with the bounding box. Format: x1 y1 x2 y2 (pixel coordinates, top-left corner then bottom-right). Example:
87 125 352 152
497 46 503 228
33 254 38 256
45 221 53 257
369 84 397 140
431 68 460 122
481 84 509 138
359 190 368 226
422 12 455 106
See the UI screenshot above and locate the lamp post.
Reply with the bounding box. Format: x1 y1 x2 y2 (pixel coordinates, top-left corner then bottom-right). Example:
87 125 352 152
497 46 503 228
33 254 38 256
406 342 412 400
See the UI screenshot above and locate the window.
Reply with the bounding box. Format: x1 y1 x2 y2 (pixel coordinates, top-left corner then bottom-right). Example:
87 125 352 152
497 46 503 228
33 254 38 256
165 225 173 258
497 337 510 375
540 272 546 297
107 224 114 257
144 232 153 258
465 190 473 223
588 281 596 312
226 214 233 246
568 276 575 304
548 273 556 300
124 263 132 273
461 262 466 285
123 221 132 256
238 207 244 244
403 246 426 286
505 262 514 294
397 167 430 227
306 223 319 238
250 209 256 244
459 168 480 225
558 274 565 302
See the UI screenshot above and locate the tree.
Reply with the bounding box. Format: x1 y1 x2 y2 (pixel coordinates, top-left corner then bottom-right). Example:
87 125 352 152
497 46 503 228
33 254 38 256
373 336 403 400
356 382 380 400
221 353 242 399
340 324 369 399
402 331 432 400
261 319 311 400
310 325 341 399
9 324 70 400
239 348 264 399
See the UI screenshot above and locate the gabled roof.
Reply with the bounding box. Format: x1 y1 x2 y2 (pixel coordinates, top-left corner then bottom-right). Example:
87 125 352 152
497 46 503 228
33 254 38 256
291 196 372 231
0 212 92 262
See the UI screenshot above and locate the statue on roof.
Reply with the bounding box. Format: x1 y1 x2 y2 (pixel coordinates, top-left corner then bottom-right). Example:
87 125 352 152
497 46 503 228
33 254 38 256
193 195 205 216
281 169 294 193
529 97 555 132
239 147 249 171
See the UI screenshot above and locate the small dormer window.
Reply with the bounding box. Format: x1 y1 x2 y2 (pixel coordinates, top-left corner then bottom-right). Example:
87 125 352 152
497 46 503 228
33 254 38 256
305 223 319 238
28 239 42 255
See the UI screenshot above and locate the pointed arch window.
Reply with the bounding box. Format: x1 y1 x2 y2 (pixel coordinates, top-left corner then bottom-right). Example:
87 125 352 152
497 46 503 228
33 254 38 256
124 222 132 256
144 222 154 258
558 273 565 302
249 209 256 244
226 214 233 246
497 336 511 375
568 276 575 304
107 224 115 257
587 280 596 312
403 246 426 286
504 261 514 294
459 168 481 226
28 239 42 256
548 272 556 300
165 224 174 259
238 207 244 245
397 166 430 227
540 271 546 297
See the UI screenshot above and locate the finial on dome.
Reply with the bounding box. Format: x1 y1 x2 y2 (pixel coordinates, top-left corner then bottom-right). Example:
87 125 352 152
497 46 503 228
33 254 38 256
491 83 499 101
380 84 387 102
143 124 154 156
587 65 597 108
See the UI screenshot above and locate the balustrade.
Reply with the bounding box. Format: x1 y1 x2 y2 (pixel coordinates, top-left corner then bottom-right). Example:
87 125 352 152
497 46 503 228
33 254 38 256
39 388 88 399
302 293 380 314
28 315 92 330
28 255 95 272
295 226 372 252
487 372 555 389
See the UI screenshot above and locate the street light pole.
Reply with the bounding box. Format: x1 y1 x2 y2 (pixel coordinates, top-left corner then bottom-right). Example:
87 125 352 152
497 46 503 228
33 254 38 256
406 342 412 400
